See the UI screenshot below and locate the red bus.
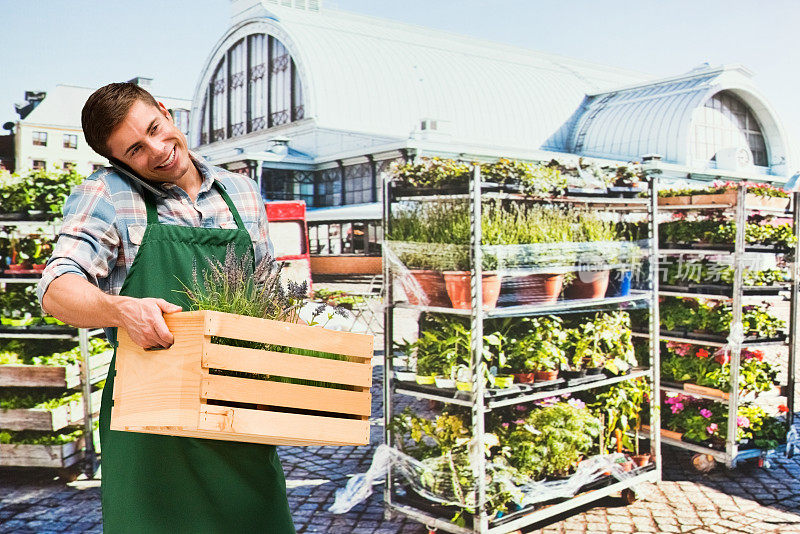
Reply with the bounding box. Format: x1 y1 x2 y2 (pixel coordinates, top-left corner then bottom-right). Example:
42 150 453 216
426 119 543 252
265 200 312 294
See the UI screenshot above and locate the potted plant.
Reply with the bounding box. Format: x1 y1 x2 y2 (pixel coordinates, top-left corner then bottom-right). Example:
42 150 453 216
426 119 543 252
566 212 621 299
526 341 566 381
392 339 417 382
502 402 601 480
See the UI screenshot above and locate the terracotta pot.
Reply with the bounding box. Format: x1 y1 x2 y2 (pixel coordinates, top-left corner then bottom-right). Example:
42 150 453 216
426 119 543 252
534 370 559 381
443 271 501 310
7 264 23 272
503 273 564 305
618 460 634 472
405 270 451 307
566 270 610 299
513 372 536 384
632 454 651 467
32 263 46 272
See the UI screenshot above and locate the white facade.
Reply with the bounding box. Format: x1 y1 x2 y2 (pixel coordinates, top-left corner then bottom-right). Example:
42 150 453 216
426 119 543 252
192 1 797 210
14 84 191 176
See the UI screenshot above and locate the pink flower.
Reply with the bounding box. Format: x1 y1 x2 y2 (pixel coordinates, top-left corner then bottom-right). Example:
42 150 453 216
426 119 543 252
568 398 586 410
670 402 684 414
501 422 509 428
737 416 750 428
706 423 718 435
515 405 527 412
700 409 712 419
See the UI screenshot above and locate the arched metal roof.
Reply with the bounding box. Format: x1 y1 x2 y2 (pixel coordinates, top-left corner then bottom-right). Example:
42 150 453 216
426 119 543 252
192 4 651 154
564 65 792 173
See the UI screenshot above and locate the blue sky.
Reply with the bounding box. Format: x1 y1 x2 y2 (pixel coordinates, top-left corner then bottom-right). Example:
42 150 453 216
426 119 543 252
3 0 798 152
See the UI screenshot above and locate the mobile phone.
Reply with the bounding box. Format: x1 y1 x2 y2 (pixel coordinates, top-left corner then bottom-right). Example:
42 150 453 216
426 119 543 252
108 158 167 198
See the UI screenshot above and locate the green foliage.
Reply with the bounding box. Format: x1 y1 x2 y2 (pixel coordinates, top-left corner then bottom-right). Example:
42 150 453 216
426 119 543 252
663 257 789 287
660 214 796 249
502 403 601 479
570 311 636 372
590 378 649 453
0 168 83 214
659 297 785 338
661 343 777 393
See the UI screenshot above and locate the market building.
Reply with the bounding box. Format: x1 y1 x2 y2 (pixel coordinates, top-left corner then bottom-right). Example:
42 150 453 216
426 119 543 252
191 0 797 272
10 77 191 176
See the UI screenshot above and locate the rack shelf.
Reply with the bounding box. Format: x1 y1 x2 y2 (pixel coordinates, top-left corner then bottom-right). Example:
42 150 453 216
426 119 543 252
383 168 661 533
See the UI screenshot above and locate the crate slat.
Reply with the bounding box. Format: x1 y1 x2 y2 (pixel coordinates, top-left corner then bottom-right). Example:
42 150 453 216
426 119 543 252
198 404 370 446
0 438 83 468
0 389 103 431
203 310 373 359
201 374 371 417
202 343 372 388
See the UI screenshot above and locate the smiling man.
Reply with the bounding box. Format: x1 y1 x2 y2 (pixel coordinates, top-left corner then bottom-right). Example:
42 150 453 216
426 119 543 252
38 82 295 533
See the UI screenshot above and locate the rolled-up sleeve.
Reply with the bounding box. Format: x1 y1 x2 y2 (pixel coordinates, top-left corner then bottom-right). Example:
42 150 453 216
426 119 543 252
37 178 120 306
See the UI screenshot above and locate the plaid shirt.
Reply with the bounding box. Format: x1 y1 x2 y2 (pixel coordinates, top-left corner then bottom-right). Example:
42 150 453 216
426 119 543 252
37 152 272 305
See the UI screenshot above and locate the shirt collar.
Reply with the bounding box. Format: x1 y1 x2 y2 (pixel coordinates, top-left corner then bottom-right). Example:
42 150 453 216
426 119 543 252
159 150 219 195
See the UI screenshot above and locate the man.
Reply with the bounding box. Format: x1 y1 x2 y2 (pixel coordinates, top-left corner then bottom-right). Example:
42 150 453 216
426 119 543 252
38 83 295 533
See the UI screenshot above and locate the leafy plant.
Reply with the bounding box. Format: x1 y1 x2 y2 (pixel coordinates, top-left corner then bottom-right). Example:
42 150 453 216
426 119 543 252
502 402 601 479
590 378 649 453
571 312 636 372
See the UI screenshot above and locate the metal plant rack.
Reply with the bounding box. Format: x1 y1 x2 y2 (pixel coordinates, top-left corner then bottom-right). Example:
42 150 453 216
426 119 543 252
0 219 104 477
382 167 662 533
655 182 798 469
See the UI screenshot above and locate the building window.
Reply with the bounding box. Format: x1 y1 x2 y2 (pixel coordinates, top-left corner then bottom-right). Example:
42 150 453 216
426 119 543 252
32 160 46 170
318 167 342 207
170 109 190 135
32 132 47 146
344 162 373 204
63 161 75 170
63 134 77 149
308 221 382 256
261 168 293 200
200 33 304 145
691 91 768 168
293 170 315 207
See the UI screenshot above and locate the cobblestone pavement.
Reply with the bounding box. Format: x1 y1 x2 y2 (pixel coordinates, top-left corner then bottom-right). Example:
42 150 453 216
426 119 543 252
2 285 799 533
2 361 799 533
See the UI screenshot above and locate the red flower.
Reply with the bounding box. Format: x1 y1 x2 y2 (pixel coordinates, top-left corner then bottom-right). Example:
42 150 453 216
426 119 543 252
778 405 789 413
714 351 730 365
696 349 709 358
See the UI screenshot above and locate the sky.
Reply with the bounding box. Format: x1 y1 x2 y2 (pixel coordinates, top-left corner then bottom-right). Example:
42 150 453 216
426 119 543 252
2 0 799 151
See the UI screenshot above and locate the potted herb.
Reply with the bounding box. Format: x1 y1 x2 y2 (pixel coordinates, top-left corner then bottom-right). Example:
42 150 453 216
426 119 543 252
566 212 621 299
502 402 601 480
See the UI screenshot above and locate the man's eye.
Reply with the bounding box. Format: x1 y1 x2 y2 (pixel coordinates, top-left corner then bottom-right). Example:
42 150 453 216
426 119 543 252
131 146 139 156
151 125 158 134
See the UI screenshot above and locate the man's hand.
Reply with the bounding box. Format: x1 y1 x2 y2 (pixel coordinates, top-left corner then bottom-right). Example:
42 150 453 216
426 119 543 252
115 297 182 349
42 274 182 350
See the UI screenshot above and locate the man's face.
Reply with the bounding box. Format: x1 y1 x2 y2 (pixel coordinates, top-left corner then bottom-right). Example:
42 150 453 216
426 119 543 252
106 99 192 183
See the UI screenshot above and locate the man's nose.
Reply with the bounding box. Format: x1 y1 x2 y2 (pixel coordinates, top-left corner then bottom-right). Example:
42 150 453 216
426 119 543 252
142 136 168 156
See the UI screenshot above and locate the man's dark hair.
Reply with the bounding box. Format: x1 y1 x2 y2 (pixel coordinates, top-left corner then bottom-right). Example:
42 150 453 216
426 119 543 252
81 83 160 159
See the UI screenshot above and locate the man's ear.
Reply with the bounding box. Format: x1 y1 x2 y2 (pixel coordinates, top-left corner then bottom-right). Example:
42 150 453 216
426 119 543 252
157 101 173 122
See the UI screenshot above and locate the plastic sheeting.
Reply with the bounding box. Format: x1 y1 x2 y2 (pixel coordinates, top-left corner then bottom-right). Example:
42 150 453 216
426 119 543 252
329 443 642 516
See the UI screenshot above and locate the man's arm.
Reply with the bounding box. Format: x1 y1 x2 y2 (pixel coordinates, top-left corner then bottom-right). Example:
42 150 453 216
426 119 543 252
42 274 180 348
37 175 179 349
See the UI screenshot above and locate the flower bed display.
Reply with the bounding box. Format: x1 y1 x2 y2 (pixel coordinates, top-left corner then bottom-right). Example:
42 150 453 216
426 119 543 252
659 212 796 250
396 311 639 388
658 182 790 211
662 394 788 450
387 199 644 309
661 343 777 395
659 297 786 341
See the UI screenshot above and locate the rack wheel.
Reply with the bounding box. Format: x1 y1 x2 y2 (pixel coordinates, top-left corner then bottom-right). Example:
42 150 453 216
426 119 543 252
691 453 716 473
57 466 81 482
621 488 638 504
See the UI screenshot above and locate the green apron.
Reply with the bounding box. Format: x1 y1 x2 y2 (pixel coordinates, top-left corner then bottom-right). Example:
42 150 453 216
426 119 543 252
98 183 296 533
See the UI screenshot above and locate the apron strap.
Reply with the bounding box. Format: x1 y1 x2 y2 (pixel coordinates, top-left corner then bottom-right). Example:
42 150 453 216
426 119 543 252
141 181 248 231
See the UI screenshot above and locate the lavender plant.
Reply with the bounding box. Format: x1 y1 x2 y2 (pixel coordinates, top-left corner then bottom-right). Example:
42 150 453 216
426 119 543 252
184 245 353 391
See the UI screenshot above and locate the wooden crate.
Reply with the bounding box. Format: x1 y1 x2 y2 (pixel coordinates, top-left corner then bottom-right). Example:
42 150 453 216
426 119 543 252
659 192 790 210
111 311 374 447
0 437 84 468
0 350 112 388
0 389 103 431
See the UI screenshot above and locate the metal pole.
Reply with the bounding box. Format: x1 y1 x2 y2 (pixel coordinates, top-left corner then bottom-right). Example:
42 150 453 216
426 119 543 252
788 191 799 427
468 165 487 533
382 178 395 517
725 184 747 468
78 328 97 477
648 173 662 480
